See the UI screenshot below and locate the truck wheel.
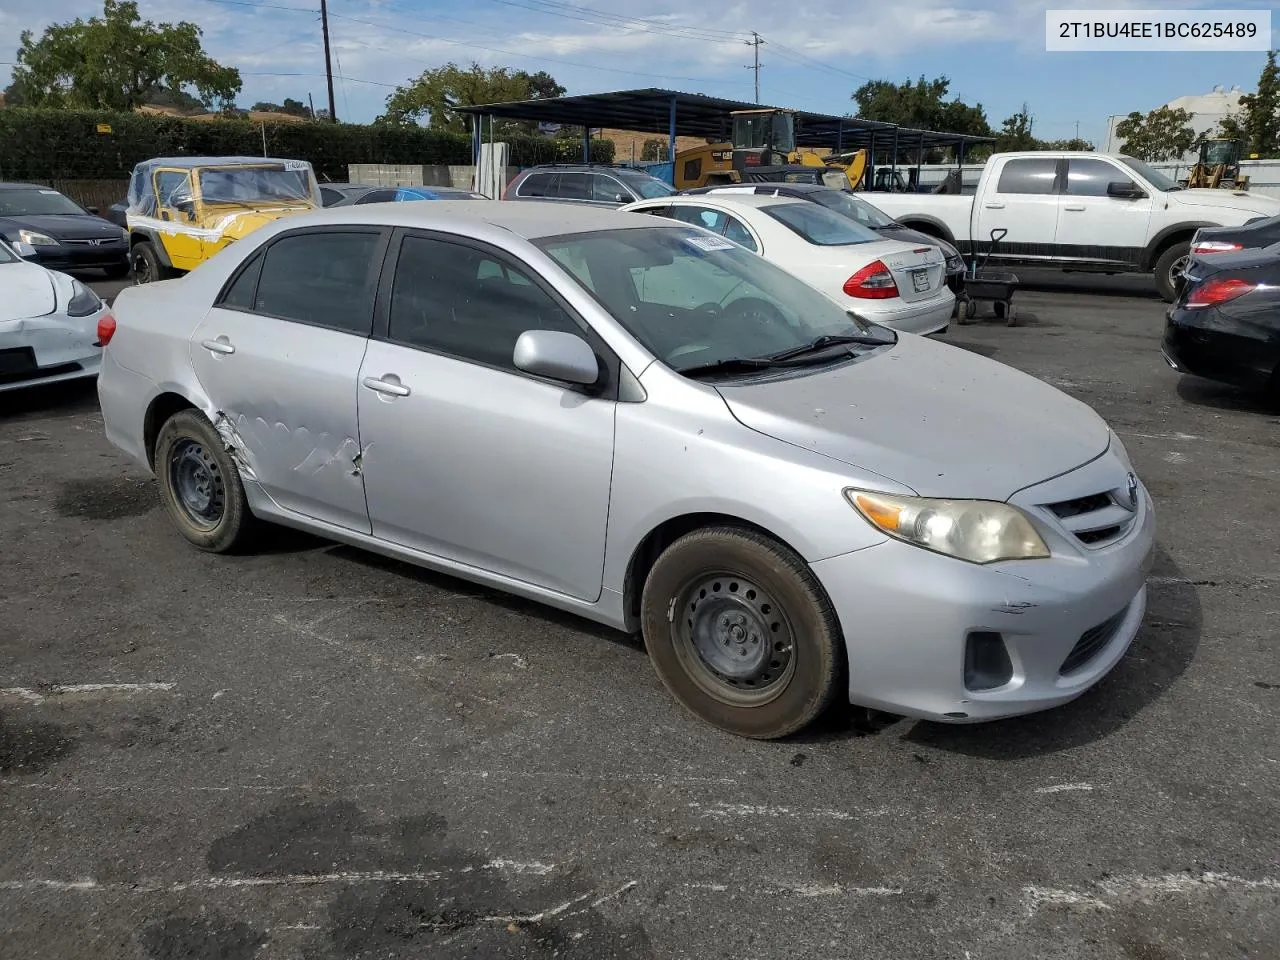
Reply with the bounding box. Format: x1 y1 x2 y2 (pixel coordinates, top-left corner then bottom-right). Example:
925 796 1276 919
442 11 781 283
1154 241 1191 302
131 241 174 285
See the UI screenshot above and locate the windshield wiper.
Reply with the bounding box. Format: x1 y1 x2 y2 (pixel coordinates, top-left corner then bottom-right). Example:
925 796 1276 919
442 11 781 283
678 357 781 378
767 333 891 361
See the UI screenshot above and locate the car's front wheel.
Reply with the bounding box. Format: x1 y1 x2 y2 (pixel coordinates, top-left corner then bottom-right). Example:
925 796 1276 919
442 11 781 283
154 410 260 553
640 527 843 739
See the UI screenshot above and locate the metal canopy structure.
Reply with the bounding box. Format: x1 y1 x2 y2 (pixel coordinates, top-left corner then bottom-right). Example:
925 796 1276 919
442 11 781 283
455 87 994 161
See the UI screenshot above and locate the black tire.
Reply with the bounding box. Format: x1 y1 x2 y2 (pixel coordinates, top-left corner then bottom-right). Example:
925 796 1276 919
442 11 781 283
1154 241 1191 303
102 260 131 280
993 300 1006 319
131 241 173 285
154 409 260 553
640 526 843 740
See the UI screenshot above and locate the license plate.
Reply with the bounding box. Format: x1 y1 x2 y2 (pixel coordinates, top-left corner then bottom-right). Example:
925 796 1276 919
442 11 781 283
911 269 929 292
0 347 37 377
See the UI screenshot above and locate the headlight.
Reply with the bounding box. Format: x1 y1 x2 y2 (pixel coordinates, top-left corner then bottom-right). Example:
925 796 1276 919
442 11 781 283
66 279 103 317
845 489 1050 564
18 230 58 246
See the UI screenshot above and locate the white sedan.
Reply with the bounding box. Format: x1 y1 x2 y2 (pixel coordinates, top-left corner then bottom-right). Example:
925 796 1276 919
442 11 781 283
618 193 954 335
0 239 109 392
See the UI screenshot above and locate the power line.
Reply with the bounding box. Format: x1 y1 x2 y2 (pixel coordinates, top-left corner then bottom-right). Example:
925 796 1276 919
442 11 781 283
475 0 751 44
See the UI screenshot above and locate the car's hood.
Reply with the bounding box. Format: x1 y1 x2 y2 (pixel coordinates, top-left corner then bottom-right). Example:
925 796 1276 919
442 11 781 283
0 260 57 320
1169 189 1280 218
208 206 311 240
715 333 1110 501
0 213 122 241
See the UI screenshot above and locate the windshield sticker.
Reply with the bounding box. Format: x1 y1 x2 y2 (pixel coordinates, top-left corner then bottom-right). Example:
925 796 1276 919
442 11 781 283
684 235 736 252
284 159 310 170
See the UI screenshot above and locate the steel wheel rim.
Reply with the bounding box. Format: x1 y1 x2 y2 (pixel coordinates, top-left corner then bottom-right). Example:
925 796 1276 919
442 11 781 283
169 439 225 530
672 573 796 707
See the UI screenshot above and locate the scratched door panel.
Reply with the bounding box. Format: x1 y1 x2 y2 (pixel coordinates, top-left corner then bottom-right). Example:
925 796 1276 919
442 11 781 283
189 306 372 533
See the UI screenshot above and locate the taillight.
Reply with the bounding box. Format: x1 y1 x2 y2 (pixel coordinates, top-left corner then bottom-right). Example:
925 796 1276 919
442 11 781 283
844 260 899 299
95 313 116 347
1191 240 1243 254
1185 277 1255 309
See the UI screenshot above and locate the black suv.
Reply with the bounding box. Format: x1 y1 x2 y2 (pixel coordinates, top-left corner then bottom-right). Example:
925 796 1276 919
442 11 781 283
503 164 675 207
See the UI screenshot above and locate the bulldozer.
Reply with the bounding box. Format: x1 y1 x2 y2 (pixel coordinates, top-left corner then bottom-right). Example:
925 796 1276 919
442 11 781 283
673 108 869 191
1182 138 1252 190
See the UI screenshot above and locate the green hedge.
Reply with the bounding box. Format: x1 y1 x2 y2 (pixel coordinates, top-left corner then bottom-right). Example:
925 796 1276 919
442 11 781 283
0 108 615 182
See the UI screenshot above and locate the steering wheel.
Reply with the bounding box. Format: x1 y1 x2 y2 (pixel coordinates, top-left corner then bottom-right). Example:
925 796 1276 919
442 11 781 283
723 296 787 327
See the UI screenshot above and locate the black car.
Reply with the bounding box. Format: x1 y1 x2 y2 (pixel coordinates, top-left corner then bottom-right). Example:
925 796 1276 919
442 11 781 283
319 183 401 206
1162 244 1280 401
682 182 968 293
0 182 130 277
1188 215 1280 258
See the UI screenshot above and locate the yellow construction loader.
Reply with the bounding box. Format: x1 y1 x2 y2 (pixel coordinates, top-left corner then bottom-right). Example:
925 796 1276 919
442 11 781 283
673 108 869 191
1182 138 1251 190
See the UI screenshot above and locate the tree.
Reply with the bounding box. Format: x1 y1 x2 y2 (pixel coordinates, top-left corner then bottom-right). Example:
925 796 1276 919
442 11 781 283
380 62 565 133
251 97 313 119
8 0 240 112
1217 50 1279 158
995 104 1038 152
1042 138 1096 151
147 85 207 114
852 75 992 139
640 139 664 162
1114 106 1195 161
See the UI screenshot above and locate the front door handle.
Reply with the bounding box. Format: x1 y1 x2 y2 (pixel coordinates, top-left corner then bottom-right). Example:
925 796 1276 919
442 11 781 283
362 375 411 398
984 201 1005 209
1063 204 1086 211
200 337 235 355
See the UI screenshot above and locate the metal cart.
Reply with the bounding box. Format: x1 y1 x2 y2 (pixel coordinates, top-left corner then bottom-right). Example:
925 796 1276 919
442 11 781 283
958 228 1019 326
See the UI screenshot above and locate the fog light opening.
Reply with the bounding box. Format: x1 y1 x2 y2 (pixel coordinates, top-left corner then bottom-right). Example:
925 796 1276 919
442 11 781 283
964 631 1014 692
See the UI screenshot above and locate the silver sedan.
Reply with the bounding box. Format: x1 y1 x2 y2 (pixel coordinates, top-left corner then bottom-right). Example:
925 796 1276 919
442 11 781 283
97 202 1155 739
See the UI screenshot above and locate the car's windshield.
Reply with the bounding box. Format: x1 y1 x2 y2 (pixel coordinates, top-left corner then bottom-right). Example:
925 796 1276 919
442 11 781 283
1117 156 1180 192
762 201 883 245
806 190 896 228
535 225 885 374
198 167 313 204
619 172 675 199
0 188 85 217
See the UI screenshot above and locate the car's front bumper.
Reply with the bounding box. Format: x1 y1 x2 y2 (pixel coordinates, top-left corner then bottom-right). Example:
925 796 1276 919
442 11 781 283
0 306 106 392
811 467 1156 723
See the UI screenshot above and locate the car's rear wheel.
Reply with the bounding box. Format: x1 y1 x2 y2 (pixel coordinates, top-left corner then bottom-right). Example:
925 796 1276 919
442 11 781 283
154 410 259 553
640 527 842 739
131 241 174 285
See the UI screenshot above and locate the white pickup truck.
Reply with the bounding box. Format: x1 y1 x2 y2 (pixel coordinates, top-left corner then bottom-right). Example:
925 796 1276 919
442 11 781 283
863 151 1280 301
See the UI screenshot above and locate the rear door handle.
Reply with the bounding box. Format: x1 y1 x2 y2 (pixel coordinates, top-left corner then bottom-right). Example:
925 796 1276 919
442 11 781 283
984 201 1005 209
1064 204 1086 211
362 375 411 398
200 337 235 355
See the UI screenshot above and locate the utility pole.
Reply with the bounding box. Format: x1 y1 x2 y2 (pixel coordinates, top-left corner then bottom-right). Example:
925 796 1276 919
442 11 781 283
1074 120 1080 142
745 32 764 103
320 0 337 122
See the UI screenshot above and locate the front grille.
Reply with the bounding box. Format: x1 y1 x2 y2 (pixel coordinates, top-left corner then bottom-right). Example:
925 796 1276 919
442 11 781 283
1043 488 1137 548
1060 608 1128 675
61 238 121 246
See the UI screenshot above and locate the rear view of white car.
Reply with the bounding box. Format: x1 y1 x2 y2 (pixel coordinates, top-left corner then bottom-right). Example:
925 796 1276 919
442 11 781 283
618 193 954 335
0 239 108 392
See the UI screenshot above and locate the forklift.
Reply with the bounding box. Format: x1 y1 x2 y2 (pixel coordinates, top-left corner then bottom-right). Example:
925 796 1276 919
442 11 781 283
1182 138 1252 190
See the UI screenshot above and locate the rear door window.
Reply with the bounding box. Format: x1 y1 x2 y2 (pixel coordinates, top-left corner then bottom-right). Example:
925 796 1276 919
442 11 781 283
557 173 590 201
995 158 1060 195
252 230 384 335
669 205 729 233
723 215 758 252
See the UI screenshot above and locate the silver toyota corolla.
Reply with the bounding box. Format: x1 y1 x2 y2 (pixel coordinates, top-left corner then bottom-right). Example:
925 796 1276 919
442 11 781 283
96 202 1155 740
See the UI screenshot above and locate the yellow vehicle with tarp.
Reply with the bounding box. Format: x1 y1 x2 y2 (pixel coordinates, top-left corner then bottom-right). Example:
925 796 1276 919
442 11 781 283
124 156 322 283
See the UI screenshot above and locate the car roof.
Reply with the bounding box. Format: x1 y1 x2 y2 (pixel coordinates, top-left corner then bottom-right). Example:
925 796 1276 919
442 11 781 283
262 199 673 239
136 156 311 169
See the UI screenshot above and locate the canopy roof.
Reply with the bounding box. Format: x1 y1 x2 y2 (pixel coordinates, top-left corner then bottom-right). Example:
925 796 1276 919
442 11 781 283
455 87 993 152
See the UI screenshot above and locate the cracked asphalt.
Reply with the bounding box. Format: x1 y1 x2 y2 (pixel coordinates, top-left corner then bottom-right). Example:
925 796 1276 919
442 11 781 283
2 271 1278 959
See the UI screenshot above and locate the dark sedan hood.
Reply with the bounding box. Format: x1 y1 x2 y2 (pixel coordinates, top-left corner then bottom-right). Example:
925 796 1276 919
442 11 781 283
0 213 122 241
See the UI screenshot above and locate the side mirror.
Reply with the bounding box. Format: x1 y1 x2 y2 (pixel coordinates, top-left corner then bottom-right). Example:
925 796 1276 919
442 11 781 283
1107 181 1145 199
513 329 600 386
615 193 628 204
12 241 38 259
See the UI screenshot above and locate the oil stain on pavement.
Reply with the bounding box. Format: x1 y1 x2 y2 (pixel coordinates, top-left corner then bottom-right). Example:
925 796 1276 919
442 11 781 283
54 476 156 521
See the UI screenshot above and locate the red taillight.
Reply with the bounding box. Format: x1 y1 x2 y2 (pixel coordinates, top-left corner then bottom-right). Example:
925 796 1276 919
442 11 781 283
844 260 899 299
1185 277 1255 309
1190 240 1243 255
95 313 116 346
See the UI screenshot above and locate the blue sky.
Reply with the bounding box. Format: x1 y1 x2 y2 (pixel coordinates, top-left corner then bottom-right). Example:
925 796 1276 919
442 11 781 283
0 0 1276 146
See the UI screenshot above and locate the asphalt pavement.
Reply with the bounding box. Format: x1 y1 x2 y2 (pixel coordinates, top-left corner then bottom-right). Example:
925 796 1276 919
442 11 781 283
2 273 1278 960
